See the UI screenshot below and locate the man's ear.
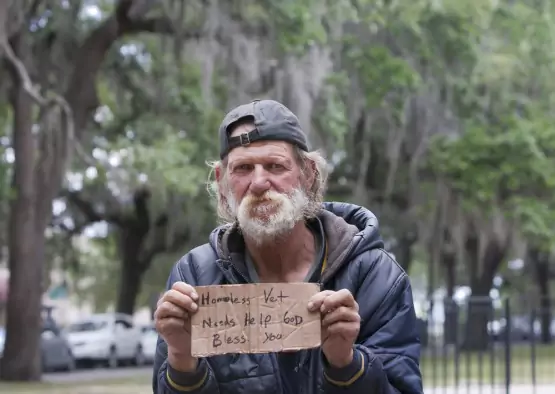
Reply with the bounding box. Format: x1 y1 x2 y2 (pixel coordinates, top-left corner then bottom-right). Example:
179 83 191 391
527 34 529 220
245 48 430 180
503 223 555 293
302 158 317 191
214 163 227 203
215 163 222 183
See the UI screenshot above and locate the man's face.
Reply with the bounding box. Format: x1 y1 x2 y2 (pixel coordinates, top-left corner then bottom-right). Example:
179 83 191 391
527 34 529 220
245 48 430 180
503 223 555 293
218 123 310 242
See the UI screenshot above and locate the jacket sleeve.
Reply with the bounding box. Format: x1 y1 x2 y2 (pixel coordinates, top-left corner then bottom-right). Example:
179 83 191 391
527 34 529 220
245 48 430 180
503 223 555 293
152 259 221 394
321 252 423 394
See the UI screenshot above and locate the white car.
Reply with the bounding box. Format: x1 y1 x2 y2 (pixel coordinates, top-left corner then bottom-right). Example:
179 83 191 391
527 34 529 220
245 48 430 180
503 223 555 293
140 324 158 364
65 313 144 368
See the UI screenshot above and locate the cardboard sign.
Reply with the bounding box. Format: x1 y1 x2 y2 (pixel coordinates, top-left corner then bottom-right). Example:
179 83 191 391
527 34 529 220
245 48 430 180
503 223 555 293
190 283 321 357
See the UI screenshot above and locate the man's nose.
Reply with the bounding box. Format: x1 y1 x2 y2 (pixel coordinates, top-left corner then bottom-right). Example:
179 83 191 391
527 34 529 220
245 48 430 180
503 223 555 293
249 165 271 195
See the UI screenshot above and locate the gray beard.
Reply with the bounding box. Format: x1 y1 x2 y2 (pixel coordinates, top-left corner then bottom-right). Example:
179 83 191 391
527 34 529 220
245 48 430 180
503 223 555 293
237 215 299 245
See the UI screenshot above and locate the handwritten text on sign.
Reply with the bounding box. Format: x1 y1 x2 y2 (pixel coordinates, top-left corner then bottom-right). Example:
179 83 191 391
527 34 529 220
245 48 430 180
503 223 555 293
190 283 321 356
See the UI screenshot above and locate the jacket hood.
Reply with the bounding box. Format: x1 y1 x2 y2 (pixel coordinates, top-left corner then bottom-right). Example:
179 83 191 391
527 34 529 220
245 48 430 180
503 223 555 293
317 202 384 282
207 202 384 282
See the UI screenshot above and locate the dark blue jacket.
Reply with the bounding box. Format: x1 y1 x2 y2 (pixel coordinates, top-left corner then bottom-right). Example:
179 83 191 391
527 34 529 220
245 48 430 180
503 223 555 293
153 202 423 394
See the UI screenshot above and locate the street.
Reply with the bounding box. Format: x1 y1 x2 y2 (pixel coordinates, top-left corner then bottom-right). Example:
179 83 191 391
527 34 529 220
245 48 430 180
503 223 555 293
43 366 152 384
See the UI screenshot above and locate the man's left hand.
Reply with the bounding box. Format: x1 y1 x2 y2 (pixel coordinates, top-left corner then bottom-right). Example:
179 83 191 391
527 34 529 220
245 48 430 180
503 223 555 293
308 289 361 368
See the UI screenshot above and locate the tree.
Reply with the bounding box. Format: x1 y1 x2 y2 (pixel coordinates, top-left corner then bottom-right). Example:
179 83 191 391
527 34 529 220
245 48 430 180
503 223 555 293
426 0 555 349
0 0 184 381
56 37 223 314
53 0 353 315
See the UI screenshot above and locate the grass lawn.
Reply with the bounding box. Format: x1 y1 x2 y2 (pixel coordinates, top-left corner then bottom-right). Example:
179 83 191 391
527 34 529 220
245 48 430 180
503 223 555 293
0 376 151 394
421 343 555 387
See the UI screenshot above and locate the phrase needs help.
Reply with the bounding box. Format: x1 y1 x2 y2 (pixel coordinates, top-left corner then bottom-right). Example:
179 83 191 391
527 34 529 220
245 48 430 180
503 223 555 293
190 283 322 356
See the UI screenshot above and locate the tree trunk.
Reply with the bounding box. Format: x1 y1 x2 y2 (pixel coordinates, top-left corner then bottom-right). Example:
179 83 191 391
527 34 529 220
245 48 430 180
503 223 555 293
116 255 147 315
115 225 149 315
68 187 188 316
442 250 458 345
395 232 416 274
445 259 456 297
0 35 42 380
538 281 552 344
462 237 504 351
0 2 177 382
530 249 552 344
463 280 493 351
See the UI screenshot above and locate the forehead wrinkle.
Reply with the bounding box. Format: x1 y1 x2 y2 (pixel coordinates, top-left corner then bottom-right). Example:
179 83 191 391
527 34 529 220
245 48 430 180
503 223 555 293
227 141 294 165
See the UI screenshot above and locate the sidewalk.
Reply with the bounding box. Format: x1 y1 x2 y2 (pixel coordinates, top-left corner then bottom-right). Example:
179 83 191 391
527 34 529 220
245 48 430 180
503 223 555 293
0 382 151 394
425 384 555 394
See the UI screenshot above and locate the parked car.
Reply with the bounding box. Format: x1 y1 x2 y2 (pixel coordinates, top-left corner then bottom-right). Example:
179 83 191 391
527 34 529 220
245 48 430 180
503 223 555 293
65 313 144 368
0 323 75 372
140 324 158 364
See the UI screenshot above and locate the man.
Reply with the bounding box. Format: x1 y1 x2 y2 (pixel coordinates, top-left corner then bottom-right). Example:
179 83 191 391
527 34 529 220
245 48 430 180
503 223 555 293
152 99 423 394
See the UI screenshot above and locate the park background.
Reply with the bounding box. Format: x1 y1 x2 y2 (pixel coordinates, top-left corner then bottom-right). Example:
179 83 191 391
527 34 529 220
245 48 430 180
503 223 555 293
0 1 554 393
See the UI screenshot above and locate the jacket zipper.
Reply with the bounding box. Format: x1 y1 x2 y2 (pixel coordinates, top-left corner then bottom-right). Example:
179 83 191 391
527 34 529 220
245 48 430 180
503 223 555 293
216 257 250 284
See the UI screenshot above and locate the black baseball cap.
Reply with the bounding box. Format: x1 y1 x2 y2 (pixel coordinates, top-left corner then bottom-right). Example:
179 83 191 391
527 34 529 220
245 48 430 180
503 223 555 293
218 99 310 159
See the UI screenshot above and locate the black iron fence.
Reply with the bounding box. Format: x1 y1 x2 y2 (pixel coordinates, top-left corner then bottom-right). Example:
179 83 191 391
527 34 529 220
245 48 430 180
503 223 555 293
420 296 555 394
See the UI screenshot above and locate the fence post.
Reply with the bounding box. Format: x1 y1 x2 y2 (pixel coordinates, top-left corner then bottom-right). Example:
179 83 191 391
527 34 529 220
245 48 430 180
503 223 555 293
530 307 537 391
504 299 512 394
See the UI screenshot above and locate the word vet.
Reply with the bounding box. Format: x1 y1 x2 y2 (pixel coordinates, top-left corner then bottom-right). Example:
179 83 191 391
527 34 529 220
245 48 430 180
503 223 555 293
190 283 321 356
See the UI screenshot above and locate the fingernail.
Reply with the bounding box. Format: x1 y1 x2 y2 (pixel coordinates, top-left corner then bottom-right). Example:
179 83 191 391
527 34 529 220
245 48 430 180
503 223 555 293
191 292 198 300
307 302 314 310
191 303 198 311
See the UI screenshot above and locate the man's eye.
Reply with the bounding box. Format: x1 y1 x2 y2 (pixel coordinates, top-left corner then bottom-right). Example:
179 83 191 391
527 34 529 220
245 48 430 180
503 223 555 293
268 163 284 170
236 164 252 171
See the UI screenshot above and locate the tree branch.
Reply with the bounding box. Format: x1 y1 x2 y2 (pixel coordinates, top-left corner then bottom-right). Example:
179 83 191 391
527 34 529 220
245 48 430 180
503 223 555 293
63 190 104 222
64 0 198 135
62 190 123 226
50 215 86 237
124 17 191 35
140 225 190 270
133 186 152 231
0 37 44 104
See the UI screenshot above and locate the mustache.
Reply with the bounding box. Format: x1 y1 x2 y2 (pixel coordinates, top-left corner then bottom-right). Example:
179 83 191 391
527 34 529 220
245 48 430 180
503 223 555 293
244 191 284 203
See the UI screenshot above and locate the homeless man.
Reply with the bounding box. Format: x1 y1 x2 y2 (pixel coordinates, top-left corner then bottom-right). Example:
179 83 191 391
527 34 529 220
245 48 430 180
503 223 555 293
152 99 423 394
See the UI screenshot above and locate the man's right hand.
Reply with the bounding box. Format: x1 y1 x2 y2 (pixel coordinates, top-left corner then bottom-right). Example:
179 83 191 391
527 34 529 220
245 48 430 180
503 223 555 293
154 281 199 372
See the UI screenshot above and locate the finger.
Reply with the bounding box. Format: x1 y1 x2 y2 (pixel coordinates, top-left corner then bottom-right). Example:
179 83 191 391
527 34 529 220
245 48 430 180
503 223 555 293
320 289 357 313
322 306 360 327
171 282 199 301
161 289 198 313
326 321 360 338
307 290 335 312
154 301 188 321
156 283 197 308
156 317 188 335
